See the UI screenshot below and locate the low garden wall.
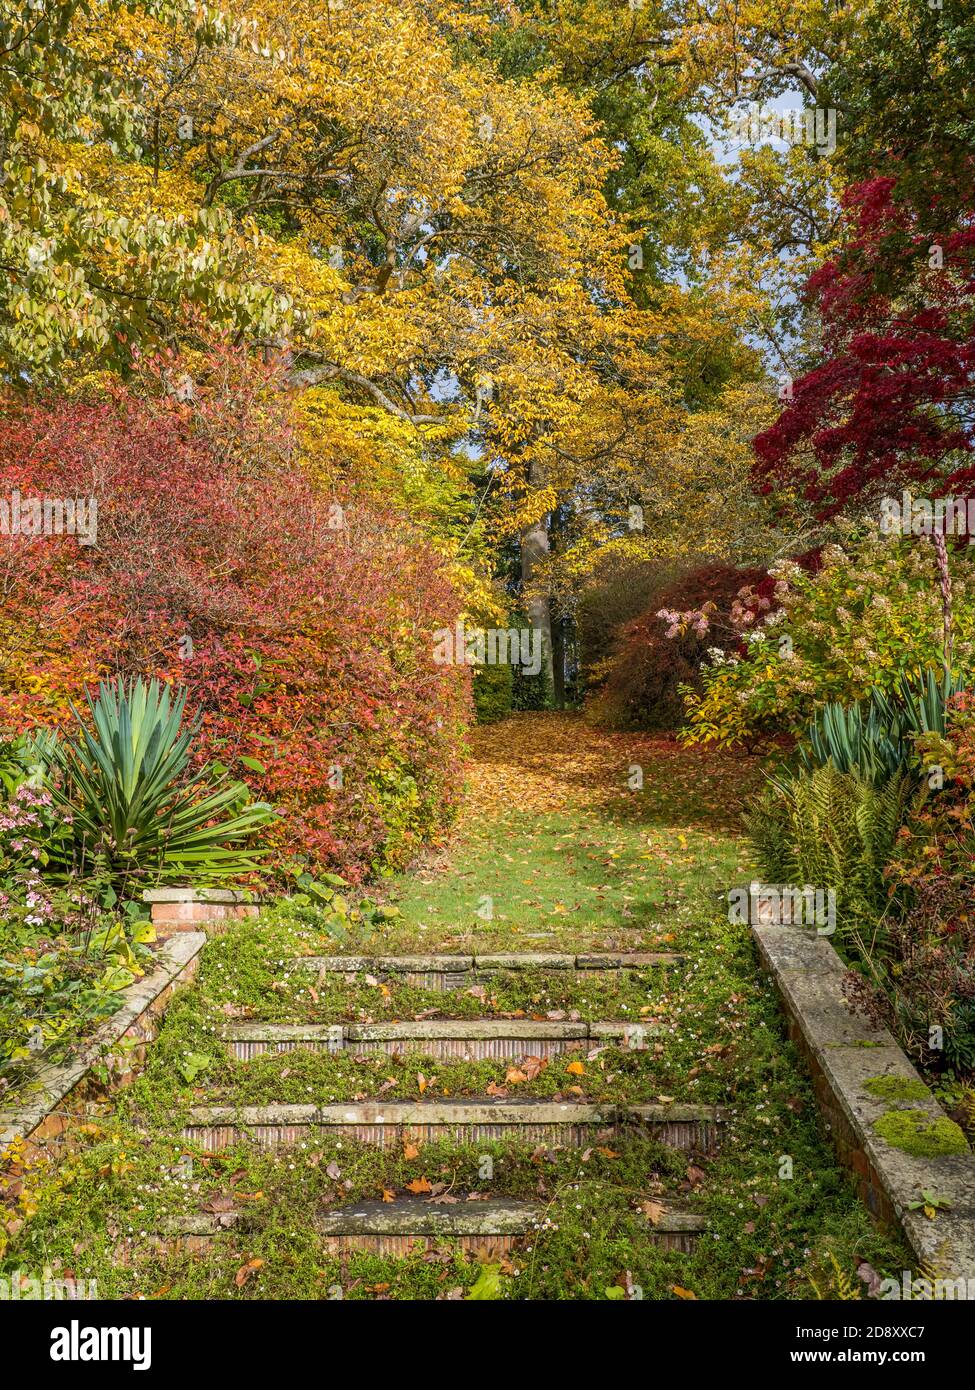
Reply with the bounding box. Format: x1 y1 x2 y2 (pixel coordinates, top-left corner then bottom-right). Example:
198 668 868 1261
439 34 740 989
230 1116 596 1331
752 917 975 1283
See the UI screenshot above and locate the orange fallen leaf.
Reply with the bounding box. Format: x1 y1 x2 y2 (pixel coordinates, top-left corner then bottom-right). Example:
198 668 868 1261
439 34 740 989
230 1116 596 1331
381 1188 396 1203
505 1066 528 1085
565 1060 585 1076
403 1140 421 1160
671 1285 696 1300
406 1177 432 1194
234 1257 263 1288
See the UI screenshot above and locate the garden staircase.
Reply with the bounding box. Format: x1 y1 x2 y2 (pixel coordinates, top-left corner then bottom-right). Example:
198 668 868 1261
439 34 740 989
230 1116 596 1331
152 949 714 1262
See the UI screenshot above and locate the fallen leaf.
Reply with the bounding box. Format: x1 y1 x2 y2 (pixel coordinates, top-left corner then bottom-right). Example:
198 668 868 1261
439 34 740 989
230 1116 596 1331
406 1177 432 1194
234 1257 263 1288
671 1285 696 1300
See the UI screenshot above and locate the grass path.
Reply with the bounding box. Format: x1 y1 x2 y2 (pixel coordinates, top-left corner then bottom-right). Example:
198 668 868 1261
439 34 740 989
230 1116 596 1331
3 714 907 1300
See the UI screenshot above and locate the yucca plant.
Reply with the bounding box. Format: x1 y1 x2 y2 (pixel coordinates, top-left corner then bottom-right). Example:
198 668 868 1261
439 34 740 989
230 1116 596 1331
799 667 965 786
45 678 274 892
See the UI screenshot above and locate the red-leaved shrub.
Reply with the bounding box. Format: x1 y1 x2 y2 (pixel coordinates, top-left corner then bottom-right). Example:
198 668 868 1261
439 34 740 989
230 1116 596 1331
0 360 469 881
588 563 771 731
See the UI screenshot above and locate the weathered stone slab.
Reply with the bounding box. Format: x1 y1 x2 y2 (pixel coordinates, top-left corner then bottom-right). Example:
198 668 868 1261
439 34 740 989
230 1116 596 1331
575 953 682 969
296 955 474 974
475 953 575 970
754 921 975 1280
318 1197 540 1237
143 888 258 904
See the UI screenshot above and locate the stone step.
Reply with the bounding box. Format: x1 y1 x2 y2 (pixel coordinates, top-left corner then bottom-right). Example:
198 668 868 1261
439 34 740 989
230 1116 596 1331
180 1099 724 1152
292 951 683 991
220 1019 661 1061
141 1199 706 1258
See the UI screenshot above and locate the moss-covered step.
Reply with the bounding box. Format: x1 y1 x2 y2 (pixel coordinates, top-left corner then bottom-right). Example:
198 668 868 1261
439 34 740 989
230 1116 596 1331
220 1019 660 1061
180 1099 725 1152
291 952 682 991
140 1198 706 1258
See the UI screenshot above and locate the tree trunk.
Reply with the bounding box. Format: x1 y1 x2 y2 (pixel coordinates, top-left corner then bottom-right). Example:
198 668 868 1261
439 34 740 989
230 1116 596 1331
551 613 566 707
519 472 554 694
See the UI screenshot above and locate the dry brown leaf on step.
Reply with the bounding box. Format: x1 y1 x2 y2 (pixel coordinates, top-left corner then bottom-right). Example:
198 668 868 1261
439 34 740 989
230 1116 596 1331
565 1060 585 1076
505 1066 528 1085
235 1190 264 1202
308 987 319 1004
380 1188 396 1203
685 1164 706 1189
325 1162 342 1180
204 1193 235 1213
417 1073 428 1094
522 1056 548 1080
639 1200 666 1226
234 1257 263 1288
671 1285 697 1300
657 1094 675 1104
402 1140 421 1160
405 1177 432 1194
486 1081 508 1097
566 1085 584 1095
596 1147 619 1159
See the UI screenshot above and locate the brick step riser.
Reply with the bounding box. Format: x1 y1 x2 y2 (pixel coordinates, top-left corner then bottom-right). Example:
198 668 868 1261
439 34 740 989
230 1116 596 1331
129 1229 699 1260
181 1119 720 1152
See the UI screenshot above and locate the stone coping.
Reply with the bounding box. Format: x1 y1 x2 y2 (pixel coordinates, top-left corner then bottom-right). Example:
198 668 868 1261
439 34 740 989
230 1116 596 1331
0 932 205 1152
294 951 682 973
142 887 260 904
183 1099 725 1126
219 1020 655 1042
156 1198 704 1239
753 921 975 1280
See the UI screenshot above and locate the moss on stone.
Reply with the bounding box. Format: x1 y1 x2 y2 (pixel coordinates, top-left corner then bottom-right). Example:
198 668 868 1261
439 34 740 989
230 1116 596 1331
863 1075 929 1104
872 1109 968 1158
